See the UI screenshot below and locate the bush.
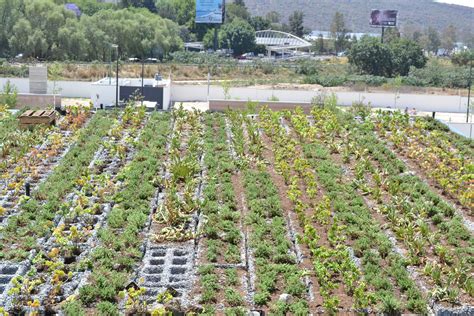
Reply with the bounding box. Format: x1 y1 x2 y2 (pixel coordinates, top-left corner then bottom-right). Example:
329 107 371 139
63 300 85 316
348 74 388 86
97 302 119 316
451 50 473 66
406 61 470 88
296 59 320 76
303 74 347 86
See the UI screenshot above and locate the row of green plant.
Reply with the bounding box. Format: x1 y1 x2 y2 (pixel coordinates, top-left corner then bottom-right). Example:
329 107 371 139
311 102 472 304
287 105 428 313
196 112 247 312
258 106 372 313
202 113 241 264
372 110 473 209
153 107 203 242
0 110 49 168
68 112 171 313
227 111 310 314
2 109 142 312
339 107 473 304
198 265 246 315
0 107 91 221
37 108 147 309
0 111 114 261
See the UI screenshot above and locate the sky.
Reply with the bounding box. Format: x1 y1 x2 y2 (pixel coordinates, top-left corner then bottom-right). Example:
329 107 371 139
435 0 474 8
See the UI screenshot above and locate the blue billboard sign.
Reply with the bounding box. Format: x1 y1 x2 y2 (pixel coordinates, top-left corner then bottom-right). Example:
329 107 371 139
196 0 224 24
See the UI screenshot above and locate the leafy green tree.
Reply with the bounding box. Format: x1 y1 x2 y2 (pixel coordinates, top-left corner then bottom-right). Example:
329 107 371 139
234 0 246 7
225 3 250 23
349 36 427 77
250 16 271 31
330 12 349 53
451 50 473 66
383 27 400 44
219 18 255 56
72 0 115 15
0 0 22 57
389 38 427 76
348 36 393 77
425 27 441 54
289 11 304 37
202 28 216 49
121 0 156 12
312 34 325 54
155 0 177 20
442 24 457 53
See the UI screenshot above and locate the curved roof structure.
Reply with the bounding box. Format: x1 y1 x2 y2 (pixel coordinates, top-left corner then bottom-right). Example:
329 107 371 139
256 30 312 51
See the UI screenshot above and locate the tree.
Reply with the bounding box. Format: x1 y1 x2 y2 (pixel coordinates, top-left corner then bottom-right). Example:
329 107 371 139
389 39 427 76
155 0 177 21
155 0 194 28
202 28 216 49
451 50 473 66
122 0 157 12
234 0 246 7
442 24 457 53
266 11 280 23
312 34 325 54
348 36 393 76
425 27 441 54
250 16 271 31
219 18 255 56
330 12 349 53
348 36 427 77
412 31 423 42
384 27 400 44
289 11 304 37
225 3 250 23
0 0 21 57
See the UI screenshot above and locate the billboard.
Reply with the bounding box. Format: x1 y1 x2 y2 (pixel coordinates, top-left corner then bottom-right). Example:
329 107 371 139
370 10 398 27
196 0 224 24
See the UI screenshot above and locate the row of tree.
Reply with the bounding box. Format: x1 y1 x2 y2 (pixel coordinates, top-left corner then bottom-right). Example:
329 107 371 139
0 0 182 60
0 0 469 61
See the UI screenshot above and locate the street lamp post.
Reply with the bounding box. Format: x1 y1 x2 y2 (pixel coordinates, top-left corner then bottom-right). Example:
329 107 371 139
111 44 119 108
467 56 472 123
141 59 144 107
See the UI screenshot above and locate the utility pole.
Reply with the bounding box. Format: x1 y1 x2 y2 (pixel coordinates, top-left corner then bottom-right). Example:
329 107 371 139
467 56 472 123
112 44 119 108
141 58 145 107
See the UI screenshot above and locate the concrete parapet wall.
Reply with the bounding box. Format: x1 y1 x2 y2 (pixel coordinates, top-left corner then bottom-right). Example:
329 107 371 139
15 93 61 109
209 99 312 112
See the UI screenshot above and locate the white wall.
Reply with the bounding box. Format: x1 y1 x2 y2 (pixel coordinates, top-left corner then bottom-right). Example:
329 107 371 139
0 78 29 93
0 78 470 114
440 121 474 139
171 84 470 113
48 81 91 98
0 78 91 98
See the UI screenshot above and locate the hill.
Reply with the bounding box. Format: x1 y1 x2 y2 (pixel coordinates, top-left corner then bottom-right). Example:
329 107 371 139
242 0 474 38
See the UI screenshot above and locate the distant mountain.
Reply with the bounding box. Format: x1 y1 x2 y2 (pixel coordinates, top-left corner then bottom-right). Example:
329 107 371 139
241 0 473 38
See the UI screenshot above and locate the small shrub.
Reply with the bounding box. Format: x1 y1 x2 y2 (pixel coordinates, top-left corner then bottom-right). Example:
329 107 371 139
225 288 244 306
97 302 119 316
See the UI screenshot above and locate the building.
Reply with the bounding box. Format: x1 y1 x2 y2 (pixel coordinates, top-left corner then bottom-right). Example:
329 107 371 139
91 75 171 110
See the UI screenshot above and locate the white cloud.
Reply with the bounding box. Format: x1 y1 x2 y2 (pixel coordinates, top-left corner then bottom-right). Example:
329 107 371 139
435 0 474 8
